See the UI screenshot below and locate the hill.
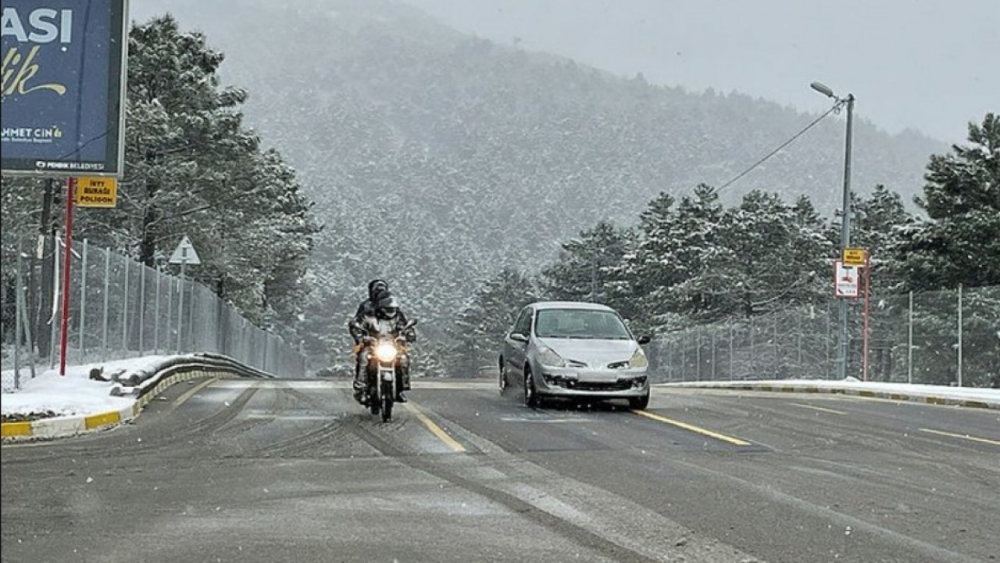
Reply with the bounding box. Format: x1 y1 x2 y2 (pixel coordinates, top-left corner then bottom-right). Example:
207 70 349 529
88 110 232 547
132 0 947 343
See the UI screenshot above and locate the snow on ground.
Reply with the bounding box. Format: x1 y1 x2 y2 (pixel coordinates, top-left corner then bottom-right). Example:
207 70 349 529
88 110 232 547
659 377 1000 404
1 356 172 420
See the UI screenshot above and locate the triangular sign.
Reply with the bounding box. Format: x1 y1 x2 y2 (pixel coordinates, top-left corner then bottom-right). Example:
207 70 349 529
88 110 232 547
169 236 201 265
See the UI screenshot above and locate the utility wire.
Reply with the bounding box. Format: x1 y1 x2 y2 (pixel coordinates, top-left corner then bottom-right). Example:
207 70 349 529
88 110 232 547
717 101 842 193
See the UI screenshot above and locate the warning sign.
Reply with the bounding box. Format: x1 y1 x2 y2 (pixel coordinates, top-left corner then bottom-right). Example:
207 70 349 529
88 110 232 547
842 247 867 268
74 177 118 208
834 260 860 298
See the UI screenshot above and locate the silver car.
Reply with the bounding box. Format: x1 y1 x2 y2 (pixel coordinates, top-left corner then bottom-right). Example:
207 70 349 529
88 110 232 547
499 301 651 410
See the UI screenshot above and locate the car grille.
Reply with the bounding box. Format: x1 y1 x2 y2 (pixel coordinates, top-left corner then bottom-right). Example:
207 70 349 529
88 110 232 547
568 380 633 392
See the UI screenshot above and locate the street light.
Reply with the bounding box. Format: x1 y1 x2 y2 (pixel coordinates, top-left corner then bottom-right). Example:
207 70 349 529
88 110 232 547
811 81 855 380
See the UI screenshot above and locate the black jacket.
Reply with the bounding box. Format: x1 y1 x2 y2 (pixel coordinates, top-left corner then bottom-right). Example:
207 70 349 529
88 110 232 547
348 299 410 341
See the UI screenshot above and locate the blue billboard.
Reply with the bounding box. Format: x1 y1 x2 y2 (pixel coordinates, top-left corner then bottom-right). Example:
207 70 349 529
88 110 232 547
1 1 128 177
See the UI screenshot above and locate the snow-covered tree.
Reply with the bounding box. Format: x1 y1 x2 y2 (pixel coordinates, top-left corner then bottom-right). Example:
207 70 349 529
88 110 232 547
894 113 1000 290
539 220 636 307
447 269 538 377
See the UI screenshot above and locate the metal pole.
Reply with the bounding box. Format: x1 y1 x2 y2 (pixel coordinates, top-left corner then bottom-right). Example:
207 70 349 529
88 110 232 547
17 274 36 380
773 315 779 378
78 239 88 358
826 302 832 379
177 261 186 353
728 319 734 380
862 250 871 381
59 178 75 375
121 257 129 355
696 329 702 381
138 265 146 356
837 94 855 380
101 247 110 362
907 290 913 384
14 239 23 389
154 272 161 354
165 277 173 354
797 313 803 370
48 234 59 369
957 284 963 387
711 330 717 380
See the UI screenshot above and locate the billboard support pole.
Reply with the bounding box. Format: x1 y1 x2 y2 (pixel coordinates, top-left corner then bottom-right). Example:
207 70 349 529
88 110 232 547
59 178 76 376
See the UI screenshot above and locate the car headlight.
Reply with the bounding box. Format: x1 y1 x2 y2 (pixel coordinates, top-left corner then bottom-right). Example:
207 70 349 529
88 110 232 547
628 347 648 368
375 342 397 363
536 346 566 368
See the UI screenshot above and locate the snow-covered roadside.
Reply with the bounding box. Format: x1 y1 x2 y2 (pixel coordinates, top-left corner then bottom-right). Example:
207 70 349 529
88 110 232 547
658 378 1000 409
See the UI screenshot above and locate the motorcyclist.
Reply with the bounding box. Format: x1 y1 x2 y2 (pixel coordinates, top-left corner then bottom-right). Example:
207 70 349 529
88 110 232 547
349 279 390 385
348 281 413 402
372 292 414 403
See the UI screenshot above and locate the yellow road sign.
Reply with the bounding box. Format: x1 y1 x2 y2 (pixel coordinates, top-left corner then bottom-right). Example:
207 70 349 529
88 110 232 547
842 247 867 267
74 177 117 208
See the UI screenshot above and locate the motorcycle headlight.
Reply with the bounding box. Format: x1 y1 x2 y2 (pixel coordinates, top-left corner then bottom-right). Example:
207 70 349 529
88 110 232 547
536 346 566 368
375 342 397 363
629 347 648 369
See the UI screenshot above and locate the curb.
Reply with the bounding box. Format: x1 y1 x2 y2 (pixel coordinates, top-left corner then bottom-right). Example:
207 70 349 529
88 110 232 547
1 370 222 442
656 382 1000 410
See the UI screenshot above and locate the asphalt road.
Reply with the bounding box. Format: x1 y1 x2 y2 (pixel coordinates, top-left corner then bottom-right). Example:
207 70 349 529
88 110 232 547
2 378 998 563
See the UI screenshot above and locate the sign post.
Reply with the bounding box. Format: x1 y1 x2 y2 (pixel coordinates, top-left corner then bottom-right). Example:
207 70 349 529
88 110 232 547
169 236 201 353
58 178 75 375
862 250 872 382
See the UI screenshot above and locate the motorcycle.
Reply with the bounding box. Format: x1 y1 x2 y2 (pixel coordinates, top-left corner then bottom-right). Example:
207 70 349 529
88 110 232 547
351 317 417 422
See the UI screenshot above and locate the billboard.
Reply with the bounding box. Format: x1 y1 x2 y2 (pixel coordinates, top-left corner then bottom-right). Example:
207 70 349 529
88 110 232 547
1 1 128 177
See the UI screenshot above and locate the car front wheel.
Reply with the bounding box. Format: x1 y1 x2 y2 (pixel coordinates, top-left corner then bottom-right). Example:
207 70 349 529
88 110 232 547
524 369 539 408
499 360 509 395
629 392 650 410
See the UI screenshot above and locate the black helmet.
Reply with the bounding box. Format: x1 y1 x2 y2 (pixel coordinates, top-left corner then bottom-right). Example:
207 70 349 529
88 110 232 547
376 293 399 319
368 279 389 301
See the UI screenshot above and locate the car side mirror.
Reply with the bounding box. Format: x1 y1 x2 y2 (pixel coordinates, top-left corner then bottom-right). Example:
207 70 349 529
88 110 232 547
637 335 651 345
510 333 529 343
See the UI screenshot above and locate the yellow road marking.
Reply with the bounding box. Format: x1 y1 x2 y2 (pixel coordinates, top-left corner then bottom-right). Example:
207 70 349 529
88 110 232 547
172 376 220 411
788 402 847 415
918 428 1000 447
404 401 466 453
633 410 751 446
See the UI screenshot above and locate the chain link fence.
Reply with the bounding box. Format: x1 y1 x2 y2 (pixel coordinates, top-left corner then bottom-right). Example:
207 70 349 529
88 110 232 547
647 285 1000 388
2 235 306 392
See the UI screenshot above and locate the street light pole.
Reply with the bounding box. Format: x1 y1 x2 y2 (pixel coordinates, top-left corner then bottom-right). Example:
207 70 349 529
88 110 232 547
811 82 855 380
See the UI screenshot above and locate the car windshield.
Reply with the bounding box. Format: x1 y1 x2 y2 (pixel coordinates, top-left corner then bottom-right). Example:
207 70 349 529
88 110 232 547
534 309 632 340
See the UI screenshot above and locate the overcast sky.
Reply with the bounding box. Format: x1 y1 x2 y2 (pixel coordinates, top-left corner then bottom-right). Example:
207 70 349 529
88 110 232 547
401 0 997 144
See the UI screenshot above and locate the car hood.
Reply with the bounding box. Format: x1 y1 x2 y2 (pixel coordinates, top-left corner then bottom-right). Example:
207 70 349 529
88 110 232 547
537 338 637 367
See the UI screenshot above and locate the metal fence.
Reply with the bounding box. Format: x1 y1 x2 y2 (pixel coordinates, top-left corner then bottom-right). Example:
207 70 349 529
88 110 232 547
2 235 306 392
647 285 1000 388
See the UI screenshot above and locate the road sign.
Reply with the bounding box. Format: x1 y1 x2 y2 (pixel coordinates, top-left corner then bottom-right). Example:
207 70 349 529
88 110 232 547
169 236 201 265
842 247 867 268
834 260 860 298
74 177 118 207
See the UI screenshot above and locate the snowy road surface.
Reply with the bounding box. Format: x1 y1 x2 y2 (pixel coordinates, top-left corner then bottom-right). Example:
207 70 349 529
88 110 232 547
2 379 998 562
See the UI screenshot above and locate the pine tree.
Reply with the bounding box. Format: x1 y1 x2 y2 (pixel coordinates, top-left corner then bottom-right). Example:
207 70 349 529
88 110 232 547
894 113 1000 290
539 220 635 306
447 269 538 377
